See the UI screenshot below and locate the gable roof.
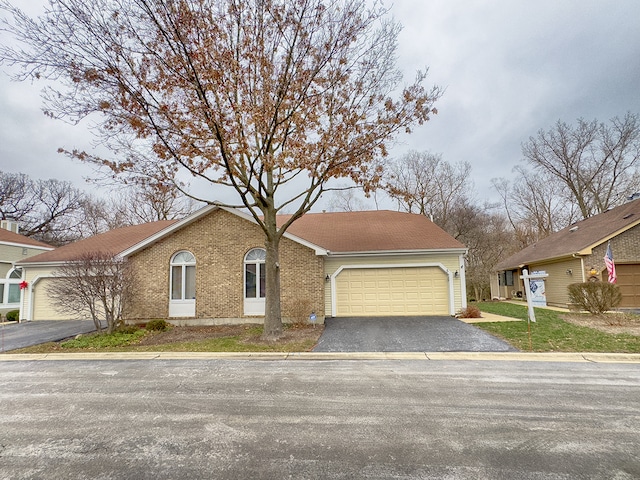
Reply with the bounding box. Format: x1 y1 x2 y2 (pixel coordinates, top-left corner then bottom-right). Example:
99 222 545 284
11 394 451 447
0 228 53 250
18 207 465 266
283 210 465 253
17 221 176 265
495 198 640 271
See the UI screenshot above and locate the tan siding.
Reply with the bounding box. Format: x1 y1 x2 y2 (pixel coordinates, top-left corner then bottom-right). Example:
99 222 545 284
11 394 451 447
528 258 583 307
0 244 49 264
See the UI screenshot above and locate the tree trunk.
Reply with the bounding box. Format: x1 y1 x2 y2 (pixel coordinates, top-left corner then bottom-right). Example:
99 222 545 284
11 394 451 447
263 235 282 340
262 209 283 341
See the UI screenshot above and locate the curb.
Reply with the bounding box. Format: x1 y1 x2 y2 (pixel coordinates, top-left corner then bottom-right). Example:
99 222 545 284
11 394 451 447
1 351 639 363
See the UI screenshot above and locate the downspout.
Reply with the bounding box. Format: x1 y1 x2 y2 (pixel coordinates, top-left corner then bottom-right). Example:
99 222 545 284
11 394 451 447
447 270 455 316
572 254 586 282
458 254 467 310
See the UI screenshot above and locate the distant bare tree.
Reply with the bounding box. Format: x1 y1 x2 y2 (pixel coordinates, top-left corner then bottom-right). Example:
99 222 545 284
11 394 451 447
522 113 640 219
492 168 580 248
384 151 471 232
326 187 368 212
0 171 86 245
47 252 134 334
122 182 200 223
79 182 199 236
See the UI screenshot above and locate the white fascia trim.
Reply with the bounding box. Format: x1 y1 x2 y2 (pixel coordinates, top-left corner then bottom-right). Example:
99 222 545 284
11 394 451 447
119 204 327 258
14 261 66 268
329 262 456 317
0 241 54 251
120 204 218 257
328 248 468 257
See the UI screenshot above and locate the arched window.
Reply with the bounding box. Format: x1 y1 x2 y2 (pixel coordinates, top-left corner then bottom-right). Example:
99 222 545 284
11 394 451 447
243 248 266 315
6 267 22 304
244 248 266 300
170 251 196 301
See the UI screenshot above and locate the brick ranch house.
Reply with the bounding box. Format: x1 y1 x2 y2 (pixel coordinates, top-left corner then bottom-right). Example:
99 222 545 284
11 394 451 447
16 206 468 323
492 197 640 309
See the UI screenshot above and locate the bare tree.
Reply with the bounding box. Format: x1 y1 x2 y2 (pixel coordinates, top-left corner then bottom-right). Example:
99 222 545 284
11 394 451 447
491 167 580 248
326 187 368 212
47 252 134 334
0 171 86 245
384 151 471 232
1 0 441 339
121 182 201 224
522 113 640 219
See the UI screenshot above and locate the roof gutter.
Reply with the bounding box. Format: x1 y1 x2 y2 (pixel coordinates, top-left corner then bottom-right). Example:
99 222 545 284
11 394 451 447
328 248 468 257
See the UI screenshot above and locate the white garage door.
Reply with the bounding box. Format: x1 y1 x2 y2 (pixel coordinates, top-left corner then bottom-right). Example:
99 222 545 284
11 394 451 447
335 267 449 316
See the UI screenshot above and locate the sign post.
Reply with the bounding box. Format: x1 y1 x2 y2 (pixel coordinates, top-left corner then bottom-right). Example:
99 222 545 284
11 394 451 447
520 269 549 350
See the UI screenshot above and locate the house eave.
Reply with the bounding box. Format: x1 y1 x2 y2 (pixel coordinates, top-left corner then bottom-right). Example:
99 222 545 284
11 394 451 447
328 248 468 257
14 260 65 268
0 241 53 251
495 253 586 272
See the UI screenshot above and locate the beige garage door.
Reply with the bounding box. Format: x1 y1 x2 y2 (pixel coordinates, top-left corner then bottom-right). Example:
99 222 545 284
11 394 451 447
33 278 74 320
335 267 449 316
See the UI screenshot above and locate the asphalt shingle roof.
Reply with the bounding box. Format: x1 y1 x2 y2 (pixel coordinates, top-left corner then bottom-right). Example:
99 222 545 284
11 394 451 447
495 198 640 271
18 220 177 264
0 228 52 249
18 209 464 264
284 210 465 252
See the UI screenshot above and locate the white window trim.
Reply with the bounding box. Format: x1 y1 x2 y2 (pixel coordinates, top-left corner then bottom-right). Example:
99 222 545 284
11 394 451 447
169 251 196 317
1 267 23 307
244 248 266 315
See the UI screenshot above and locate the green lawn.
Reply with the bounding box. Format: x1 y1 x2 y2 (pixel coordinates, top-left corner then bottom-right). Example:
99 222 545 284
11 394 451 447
475 302 640 353
7 324 322 354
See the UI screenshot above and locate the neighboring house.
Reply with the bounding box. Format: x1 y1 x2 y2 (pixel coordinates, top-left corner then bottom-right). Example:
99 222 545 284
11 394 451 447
17 206 467 323
0 219 54 317
492 197 640 309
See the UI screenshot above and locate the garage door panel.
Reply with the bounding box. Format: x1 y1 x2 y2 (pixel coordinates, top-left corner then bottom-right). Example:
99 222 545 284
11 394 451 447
335 267 449 317
616 264 640 308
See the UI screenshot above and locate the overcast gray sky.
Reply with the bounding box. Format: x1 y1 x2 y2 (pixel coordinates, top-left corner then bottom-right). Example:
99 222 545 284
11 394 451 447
1 0 639 209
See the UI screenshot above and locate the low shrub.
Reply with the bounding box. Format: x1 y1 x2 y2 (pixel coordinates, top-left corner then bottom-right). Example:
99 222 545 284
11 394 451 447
146 319 170 331
117 324 141 334
285 298 313 327
5 310 19 322
567 282 622 315
457 305 482 318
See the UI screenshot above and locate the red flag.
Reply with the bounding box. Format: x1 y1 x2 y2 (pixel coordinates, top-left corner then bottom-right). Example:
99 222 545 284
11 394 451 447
604 243 617 284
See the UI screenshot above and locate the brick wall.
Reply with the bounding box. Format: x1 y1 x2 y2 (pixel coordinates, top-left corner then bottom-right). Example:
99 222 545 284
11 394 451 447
125 208 325 323
584 223 640 279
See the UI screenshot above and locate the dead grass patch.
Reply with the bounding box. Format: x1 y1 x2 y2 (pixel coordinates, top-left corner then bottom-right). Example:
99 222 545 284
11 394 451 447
561 312 640 336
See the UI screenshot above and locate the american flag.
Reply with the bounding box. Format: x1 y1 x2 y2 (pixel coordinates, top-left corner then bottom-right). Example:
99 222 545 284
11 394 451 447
604 243 617 284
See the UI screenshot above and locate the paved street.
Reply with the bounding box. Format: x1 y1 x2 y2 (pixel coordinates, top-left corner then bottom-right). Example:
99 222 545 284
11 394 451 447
1 359 638 479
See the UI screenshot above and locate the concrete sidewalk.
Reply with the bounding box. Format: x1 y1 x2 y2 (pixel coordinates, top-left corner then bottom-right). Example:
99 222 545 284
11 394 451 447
1 351 639 363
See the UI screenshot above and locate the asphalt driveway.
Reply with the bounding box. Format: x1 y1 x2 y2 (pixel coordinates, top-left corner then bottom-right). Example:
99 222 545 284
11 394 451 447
0 320 102 352
313 316 517 352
